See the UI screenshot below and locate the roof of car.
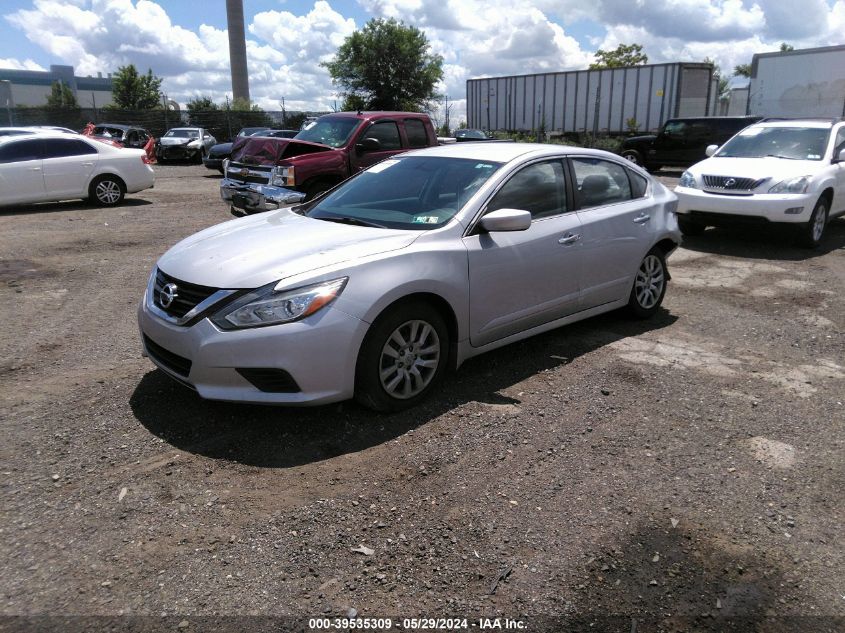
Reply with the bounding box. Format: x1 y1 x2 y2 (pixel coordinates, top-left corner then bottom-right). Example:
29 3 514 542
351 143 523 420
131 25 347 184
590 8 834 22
320 111 430 120
402 142 624 163
167 127 202 131
752 119 836 128
95 123 133 130
0 131 94 145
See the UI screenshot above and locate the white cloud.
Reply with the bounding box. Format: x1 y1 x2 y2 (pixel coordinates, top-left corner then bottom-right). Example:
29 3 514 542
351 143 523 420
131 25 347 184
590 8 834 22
0 57 46 71
3 0 845 125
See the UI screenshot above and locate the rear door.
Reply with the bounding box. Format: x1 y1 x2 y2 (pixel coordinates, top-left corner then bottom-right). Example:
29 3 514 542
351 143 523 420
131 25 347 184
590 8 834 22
42 138 99 198
570 156 656 307
0 138 45 204
464 159 582 347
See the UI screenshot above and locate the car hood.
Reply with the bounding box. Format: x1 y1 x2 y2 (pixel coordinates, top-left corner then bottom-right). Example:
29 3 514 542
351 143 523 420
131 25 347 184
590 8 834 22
208 142 233 155
160 137 197 146
231 137 333 165
156 209 422 289
621 134 656 147
689 156 827 180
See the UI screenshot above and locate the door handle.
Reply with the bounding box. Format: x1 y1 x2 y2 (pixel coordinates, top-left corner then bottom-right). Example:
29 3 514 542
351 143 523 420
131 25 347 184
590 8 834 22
633 213 650 224
81 162 94 166
29 167 41 171
558 233 581 245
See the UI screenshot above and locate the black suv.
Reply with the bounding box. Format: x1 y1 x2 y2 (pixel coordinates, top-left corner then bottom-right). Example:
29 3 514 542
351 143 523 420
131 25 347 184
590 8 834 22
620 116 762 171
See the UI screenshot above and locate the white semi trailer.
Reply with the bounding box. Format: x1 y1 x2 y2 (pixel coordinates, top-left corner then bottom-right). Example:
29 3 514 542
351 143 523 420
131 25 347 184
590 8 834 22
748 45 845 118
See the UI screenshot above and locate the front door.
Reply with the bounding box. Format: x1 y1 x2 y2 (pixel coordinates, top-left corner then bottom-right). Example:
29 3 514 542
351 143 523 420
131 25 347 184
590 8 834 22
465 159 582 347
352 120 407 172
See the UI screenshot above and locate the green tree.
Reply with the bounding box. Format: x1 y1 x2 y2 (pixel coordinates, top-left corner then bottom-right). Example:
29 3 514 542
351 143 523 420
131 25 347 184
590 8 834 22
45 81 78 108
703 57 728 97
323 18 444 111
110 64 163 109
780 42 794 52
589 43 648 69
733 63 752 78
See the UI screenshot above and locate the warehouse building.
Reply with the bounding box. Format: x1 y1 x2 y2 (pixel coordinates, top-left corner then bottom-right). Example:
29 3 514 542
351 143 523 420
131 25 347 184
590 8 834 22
0 64 113 108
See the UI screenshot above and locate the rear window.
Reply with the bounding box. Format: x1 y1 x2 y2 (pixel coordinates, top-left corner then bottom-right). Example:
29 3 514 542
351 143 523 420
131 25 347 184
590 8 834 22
404 118 430 148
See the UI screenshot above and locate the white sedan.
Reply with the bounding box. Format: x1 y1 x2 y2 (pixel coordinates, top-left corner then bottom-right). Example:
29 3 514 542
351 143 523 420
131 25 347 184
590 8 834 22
0 132 155 207
674 119 845 247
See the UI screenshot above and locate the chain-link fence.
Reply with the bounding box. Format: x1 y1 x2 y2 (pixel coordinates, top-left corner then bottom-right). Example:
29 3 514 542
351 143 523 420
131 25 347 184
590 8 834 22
2 107 328 142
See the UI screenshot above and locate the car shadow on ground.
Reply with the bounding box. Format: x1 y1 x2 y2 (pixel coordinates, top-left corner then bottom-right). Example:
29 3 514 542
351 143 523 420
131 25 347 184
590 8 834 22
0 197 152 216
130 308 678 469
681 217 845 261
203 173 224 179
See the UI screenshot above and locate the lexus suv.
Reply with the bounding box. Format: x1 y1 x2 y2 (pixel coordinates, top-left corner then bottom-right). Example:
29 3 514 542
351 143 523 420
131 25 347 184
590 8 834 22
674 119 845 247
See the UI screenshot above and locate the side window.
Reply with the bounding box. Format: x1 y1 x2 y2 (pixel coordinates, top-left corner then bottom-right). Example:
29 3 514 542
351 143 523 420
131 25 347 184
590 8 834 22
628 169 648 199
404 118 429 148
0 139 43 163
662 121 687 138
572 157 632 208
834 128 845 156
42 139 97 159
364 121 402 150
487 160 566 220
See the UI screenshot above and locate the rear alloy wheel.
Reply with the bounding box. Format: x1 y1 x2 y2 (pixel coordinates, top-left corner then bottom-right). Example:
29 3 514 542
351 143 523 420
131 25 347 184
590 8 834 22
627 249 668 319
89 175 125 206
798 197 828 248
678 216 706 236
355 302 449 412
621 149 643 166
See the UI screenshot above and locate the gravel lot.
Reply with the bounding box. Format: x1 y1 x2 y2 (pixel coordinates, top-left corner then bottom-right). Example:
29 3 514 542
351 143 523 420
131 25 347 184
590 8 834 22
1 163 843 632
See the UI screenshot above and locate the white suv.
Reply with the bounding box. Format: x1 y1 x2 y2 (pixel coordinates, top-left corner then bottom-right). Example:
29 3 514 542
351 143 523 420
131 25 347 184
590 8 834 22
674 119 845 247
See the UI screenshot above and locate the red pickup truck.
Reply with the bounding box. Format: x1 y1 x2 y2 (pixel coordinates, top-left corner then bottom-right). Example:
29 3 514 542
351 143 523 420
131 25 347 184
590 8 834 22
220 111 439 216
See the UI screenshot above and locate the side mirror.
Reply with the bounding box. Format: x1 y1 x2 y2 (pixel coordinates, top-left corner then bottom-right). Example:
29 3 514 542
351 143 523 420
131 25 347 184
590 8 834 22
479 208 532 233
834 149 845 163
356 137 381 152
705 144 719 157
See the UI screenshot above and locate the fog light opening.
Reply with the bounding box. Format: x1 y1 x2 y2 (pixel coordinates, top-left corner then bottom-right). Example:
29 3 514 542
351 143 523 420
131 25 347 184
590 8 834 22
784 207 804 215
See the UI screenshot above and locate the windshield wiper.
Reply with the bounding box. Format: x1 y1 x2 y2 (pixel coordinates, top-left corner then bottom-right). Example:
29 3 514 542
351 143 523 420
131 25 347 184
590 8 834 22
765 154 802 160
317 216 387 229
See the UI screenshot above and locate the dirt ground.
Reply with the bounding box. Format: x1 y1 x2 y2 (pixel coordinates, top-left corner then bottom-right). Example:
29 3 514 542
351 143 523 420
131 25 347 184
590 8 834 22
1 164 843 633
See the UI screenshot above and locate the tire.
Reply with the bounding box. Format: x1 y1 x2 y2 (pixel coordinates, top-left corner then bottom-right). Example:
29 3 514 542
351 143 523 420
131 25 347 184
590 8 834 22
89 175 125 207
797 197 828 248
302 178 337 202
197 148 206 164
678 215 706 236
627 248 668 319
355 301 450 412
621 149 643 166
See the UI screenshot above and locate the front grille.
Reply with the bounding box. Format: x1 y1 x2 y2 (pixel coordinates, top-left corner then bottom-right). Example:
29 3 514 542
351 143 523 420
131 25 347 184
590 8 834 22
226 162 271 185
689 211 770 226
702 175 766 192
143 335 192 378
153 269 219 319
236 368 301 393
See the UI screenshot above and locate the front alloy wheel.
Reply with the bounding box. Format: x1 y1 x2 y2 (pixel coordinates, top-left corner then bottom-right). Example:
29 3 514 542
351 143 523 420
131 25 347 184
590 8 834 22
798 197 828 248
628 249 667 318
356 302 449 412
379 320 441 400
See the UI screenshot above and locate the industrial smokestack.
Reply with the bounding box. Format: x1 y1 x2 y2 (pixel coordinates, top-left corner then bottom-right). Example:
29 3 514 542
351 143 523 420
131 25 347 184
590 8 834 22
226 0 250 103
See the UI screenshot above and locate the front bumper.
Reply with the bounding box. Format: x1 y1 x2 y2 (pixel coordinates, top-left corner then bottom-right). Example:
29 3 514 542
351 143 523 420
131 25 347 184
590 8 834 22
138 291 369 406
220 178 306 216
157 145 200 160
675 187 815 224
203 156 225 171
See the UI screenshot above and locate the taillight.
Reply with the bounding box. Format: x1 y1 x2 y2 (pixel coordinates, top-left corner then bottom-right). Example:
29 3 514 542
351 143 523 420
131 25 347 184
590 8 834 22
142 154 152 165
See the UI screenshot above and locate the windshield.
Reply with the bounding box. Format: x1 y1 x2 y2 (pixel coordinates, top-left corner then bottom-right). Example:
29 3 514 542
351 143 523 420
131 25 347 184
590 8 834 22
717 126 830 160
304 156 503 230
165 129 200 139
294 117 361 148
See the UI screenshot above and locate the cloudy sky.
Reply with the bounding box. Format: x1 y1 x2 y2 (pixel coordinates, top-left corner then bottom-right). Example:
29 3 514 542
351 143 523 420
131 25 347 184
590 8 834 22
2 0 844 123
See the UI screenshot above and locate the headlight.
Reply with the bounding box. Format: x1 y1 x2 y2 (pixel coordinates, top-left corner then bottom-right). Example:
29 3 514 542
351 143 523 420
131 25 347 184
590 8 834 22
768 176 810 194
271 165 295 187
187 140 200 148
678 170 697 188
210 277 347 330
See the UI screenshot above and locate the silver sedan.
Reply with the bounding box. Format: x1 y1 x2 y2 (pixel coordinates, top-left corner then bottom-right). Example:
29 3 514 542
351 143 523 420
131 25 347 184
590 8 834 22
138 143 681 411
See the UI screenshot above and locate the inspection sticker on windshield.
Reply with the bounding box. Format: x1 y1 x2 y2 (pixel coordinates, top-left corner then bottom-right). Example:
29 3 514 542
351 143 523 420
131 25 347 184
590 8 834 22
412 215 440 224
368 160 400 173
